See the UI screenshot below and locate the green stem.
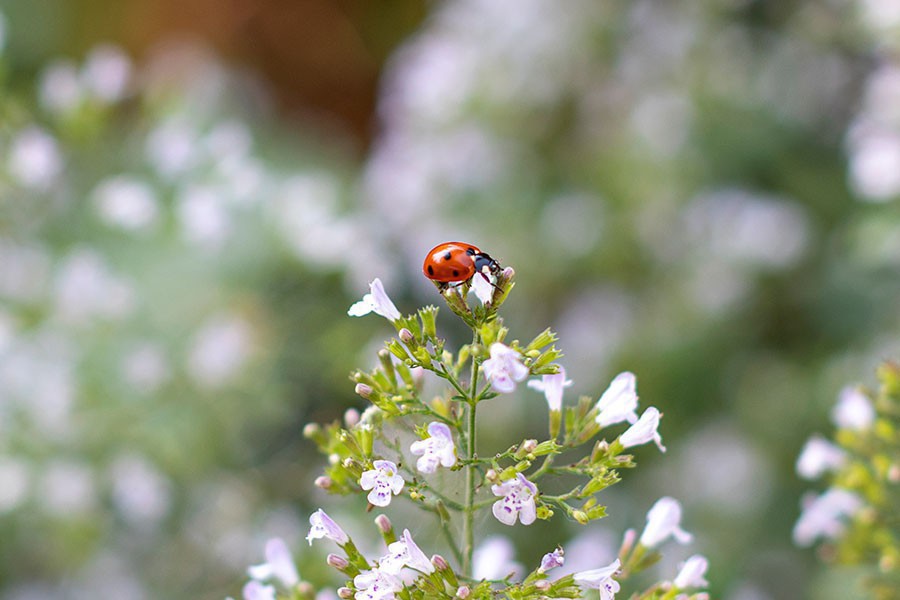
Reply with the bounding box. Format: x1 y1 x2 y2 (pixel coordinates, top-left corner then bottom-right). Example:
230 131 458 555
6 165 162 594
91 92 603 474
462 330 481 576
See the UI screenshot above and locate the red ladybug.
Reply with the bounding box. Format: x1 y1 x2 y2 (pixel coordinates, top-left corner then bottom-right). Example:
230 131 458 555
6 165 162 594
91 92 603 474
422 242 501 288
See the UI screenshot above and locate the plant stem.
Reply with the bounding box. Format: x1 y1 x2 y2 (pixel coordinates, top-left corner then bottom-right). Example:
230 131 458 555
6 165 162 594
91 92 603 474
462 330 481 575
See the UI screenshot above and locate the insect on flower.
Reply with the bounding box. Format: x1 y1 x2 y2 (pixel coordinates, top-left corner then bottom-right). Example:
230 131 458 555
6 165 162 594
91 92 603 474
422 242 502 291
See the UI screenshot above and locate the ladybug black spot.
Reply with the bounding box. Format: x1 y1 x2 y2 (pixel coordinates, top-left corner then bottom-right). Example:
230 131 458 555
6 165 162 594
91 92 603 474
427 265 435 276
452 269 460 277
443 251 453 261
466 247 476 255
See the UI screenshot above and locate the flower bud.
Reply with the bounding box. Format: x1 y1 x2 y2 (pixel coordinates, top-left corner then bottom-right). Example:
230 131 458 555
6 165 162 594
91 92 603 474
344 408 360 428
456 586 471 599
399 328 415 344
485 469 500 484
314 476 332 490
355 383 373 399
432 554 450 571
573 509 589 524
338 587 354 599
534 580 551 591
375 514 393 534
296 582 315 598
303 423 324 444
327 553 349 570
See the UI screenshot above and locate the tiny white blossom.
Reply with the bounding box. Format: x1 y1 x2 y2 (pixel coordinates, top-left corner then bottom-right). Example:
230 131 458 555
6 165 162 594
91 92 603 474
673 555 709 589
473 535 521 580
410 422 457 473
471 267 494 305
7 127 63 190
831 386 875 431
482 343 529 393
359 460 405 507
242 580 276 600
793 488 863 547
353 568 403 600
574 558 621 600
528 367 573 411
39 60 83 114
595 372 639 427
538 547 564 573
378 528 435 575
306 508 350 546
491 473 538 526
92 176 159 231
796 435 846 480
247 538 299 587
82 44 131 103
348 278 402 321
618 407 665 452
639 497 692 548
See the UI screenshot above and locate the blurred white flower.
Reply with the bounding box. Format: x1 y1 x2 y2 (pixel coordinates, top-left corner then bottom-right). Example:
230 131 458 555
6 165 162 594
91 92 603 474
176 185 232 248
359 460 404 507
471 268 494 305
573 558 621 599
793 488 862 547
848 131 900 201
348 278 402 322
619 406 665 452
0 456 30 512
0 240 51 302
7 127 63 190
796 435 846 480
482 343 529 393
472 535 521 580
595 371 639 428
39 60 84 114
187 314 253 389
109 454 172 527
145 119 197 179
859 0 900 33
831 385 875 431
54 249 135 324
538 547 564 573
38 460 97 516
247 538 299 588
242 580 276 600
121 343 170 393
205 120 253 163
491 473 538 526
639 497 692 548
528 366 573 412
673 554 709 589
409 421 457 473
92 176 159 231
82 44 131 103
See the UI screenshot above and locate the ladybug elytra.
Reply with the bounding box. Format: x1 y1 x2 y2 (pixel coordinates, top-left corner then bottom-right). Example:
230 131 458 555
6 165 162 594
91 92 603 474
422 242 501 289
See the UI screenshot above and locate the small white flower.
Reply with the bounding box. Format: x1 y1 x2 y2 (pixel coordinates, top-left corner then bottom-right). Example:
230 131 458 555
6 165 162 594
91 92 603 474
473 535 521 580
595 372 639 428
831 386 875 431
378 528 435 575
471 267 494 305
618 407 665 452
242 580 276 600
82 44 131 103
359 460 405 507
306 508 349 546
482 343 529 394
673 555 709 589
639 497 692 548
574 558 621 600
410 422 457 474
7 127 63 190
247 538 299 587
528 367 573 411
92 175 159 231
538 547 564 573
353 568 403 600
796 435 846 480
793 488 863 547
491 473 538 526
39 60 83 114
348 278 402 322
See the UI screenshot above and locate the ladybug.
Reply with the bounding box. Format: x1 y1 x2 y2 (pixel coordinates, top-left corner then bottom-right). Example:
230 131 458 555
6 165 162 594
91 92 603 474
422 242 501 289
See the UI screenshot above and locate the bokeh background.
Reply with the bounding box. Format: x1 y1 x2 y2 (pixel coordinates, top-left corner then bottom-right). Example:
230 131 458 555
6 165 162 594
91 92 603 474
1 0 899 598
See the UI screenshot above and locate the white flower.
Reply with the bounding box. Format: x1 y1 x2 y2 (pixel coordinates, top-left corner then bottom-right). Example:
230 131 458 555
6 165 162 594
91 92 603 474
410 422 457 473
359 460 405 507
491 473 538 526
528 367 573 411
831 386 875 431
538 547 564 573
82 44 131 103
482 343 529 393
793 488 863 547
378 529 435 575
471 267 494 305
473 535 521 580
39 60 83 114
247 538 299 587
639 497 692 548
242 580 276 600
306 509 350 546
92 176 159 231
7 127 63 190
595 372 639 427
673 555 709 589
574 558 621 600
348 278 402 322
618 407 665 452
353 568 403 600
796 435 846 480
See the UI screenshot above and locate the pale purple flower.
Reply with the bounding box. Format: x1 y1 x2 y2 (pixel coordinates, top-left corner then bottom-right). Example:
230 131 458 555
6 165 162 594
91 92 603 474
360 460 405 507
618 407 665 452
538 547 564 573
482 343 529 393
796 435 846 480
595 372 639 427
353 568 403 600
832 386 875 431
307 508 350 546
473 536 521 580
793 488 863 547
378 529 435 575
639 497 692 548
491 473 538 526
673 555 709 589
242 581 276 600
348 278 401 321
410 422 457 473
574 558 621 600
528 367 573 411
247 538 299 587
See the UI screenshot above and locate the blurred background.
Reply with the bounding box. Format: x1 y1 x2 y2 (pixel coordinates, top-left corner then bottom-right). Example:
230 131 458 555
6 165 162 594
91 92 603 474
1 0 899 598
